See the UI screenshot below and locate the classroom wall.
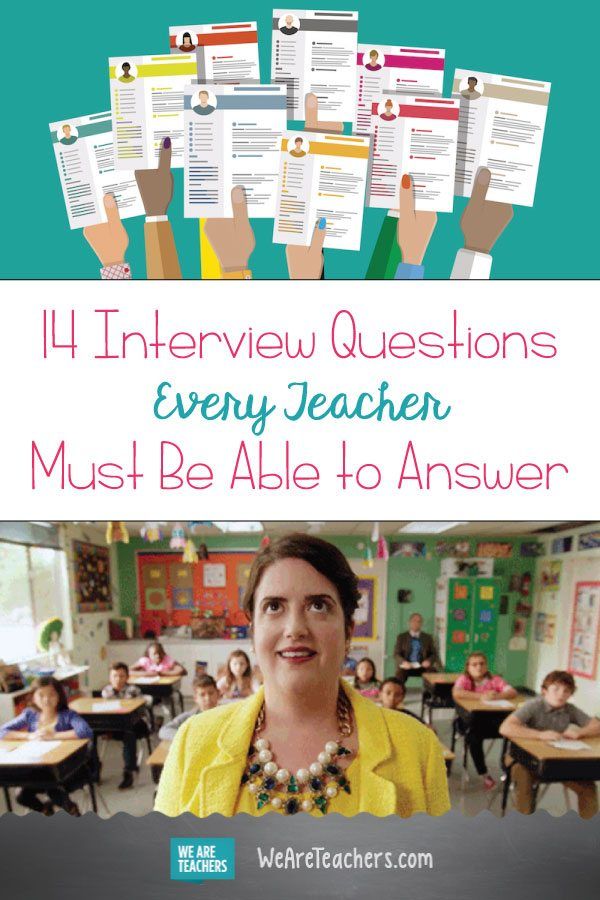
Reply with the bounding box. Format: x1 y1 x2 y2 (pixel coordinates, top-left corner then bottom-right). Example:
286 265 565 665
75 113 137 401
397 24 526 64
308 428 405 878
527 527 600 716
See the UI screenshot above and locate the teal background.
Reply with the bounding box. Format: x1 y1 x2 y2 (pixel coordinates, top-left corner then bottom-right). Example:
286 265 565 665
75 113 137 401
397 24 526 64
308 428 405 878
170 837 235 880
4 0 599 279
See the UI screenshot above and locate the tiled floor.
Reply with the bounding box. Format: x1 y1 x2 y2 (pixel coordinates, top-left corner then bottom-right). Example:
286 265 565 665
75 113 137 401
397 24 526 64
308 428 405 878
0 692 579 818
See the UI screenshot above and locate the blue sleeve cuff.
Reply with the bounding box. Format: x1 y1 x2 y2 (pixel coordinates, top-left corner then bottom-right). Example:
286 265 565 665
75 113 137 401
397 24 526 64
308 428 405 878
394 262 424 280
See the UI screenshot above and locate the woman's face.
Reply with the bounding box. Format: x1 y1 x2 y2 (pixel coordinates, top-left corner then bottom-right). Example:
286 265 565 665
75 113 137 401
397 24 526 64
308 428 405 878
230 655 247 679
34 685 59 713
252 558 348 697
356 660 373 683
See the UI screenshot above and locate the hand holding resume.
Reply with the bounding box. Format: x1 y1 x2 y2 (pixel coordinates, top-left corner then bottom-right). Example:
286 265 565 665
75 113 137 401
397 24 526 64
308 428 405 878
453 69 551 206
368 95 459 212
184 84 287 218
273 131 370 250
169 21 260 83
354 44 445 135
109 54 198 169
272 9 358 121
50 111 143 229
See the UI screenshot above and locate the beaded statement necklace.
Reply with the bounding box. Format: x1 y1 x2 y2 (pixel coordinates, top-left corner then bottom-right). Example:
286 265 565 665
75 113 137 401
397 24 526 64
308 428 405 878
241 690 354 815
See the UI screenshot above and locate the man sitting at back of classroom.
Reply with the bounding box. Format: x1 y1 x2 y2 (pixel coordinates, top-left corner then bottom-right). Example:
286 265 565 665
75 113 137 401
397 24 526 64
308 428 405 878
394 612 439 684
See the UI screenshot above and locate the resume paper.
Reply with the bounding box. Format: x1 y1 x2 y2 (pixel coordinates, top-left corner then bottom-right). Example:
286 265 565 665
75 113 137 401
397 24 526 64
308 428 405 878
354 44 445 135
109 53 198 169
50 111 143 229
273 130 370 250
271 9 358 121
452 68 551 206
184 84 287 218
368 95 459 212
169 21 260 83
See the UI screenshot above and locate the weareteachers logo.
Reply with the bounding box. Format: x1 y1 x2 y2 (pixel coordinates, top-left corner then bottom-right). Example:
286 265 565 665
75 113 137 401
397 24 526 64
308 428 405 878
170 837 235 882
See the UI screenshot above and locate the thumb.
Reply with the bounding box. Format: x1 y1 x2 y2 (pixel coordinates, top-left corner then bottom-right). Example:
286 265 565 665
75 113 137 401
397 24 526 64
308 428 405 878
309 217 327 257
158 136 172 172
471 167 491 206
103 192 121 226
304 92 318 129
399 173 415 219
231 185 250 228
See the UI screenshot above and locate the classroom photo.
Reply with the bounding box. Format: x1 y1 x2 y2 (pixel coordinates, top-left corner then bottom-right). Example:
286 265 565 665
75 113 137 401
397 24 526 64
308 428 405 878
0 520 599 819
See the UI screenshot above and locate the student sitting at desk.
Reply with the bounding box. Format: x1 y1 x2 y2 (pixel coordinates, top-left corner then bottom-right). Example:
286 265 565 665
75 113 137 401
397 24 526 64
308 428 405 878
131 641 185 675
353 657 381 698
453 651 517 791
380 677 423 721
0 675 92 816
159 675 219 740
499 669 600 818
101 661 151 790
216 650 259 699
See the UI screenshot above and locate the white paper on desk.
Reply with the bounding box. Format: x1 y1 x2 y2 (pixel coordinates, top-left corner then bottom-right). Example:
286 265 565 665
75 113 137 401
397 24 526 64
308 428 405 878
481 699 513 708
169 21 260 84
273 130 370 251
134 676 160 684
452 68 551 206
368 94 459 213
184 83 287 218
109 53 198 169
7 741 62 760
49 111 143 229
92 701 124 711
354 44 445 135
550 740 591 751
271 9 358 121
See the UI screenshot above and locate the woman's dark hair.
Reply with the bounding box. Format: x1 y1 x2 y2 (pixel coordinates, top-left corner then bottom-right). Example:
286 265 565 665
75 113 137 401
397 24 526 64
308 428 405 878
542 670 576 693
380 676 406 695
243 533 360 634
30 676 69 711
183 31 192 41
353 657 378 688
145 641 166 660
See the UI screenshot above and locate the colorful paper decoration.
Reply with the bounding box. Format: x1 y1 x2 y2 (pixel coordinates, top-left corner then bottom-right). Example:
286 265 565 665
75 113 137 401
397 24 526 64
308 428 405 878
106 521 129 544
170 523 186 549
371 522 380 543
362 544 374 568
353 578 377 640
476 542 513 558
172 588 195 611
73 541 112 612
260 535 271 549
145 587 167 611
376 536 389 560
568 582 600 679
203 563 227 588
389 541 426 558
141 522 163 543
182 540 199 564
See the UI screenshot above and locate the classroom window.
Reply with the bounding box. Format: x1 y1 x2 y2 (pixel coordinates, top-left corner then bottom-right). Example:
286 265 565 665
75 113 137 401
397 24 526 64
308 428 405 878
0 541 71 663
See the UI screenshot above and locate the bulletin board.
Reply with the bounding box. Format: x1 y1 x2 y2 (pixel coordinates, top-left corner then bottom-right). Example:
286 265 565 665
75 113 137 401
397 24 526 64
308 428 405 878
567 581 600 679
136 551 256 634
73 541 112 612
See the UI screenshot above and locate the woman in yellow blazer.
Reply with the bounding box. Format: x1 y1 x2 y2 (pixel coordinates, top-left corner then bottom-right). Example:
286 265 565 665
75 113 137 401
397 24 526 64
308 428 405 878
155 534 450 818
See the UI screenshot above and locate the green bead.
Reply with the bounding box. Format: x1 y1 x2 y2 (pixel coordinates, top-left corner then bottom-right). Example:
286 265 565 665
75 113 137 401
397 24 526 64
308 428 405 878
257 800 266 809
258 792 269 803
287 780 299 793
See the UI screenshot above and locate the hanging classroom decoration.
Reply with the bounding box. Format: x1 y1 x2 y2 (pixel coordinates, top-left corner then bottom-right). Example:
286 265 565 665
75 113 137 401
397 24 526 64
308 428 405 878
362 544 374 569
106 521 129 545
170 523 187 549
182 539 199 564
141 522 163 543
260 535 271 549
376 536 389 560
198 542 209 560
371 522 380 543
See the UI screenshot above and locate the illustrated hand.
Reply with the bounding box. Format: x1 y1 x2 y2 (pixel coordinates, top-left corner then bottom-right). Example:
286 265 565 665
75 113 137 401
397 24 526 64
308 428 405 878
135 137 174 216
83 193 129 266
204 186 256 272
461 167 514 253
286 217 326 279
397 173 437 265
304 92 344 134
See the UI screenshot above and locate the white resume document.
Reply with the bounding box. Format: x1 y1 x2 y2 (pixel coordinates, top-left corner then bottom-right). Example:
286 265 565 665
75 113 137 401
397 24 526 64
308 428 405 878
271 9 358 120
169 21 260 83
273 130 370 250
109 53 198 169
368 95 459 212
50 111 143 229
354 44 445 135
184 84 287 218
452 69 551 206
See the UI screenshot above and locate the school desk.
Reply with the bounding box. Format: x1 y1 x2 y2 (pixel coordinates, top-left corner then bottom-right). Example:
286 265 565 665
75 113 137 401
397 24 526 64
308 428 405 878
0 738 96 813
69 697 149 753
0 665 89 722
146 739 171 786
452 695 525 772
502 735 600 814
421 673 459 723
127 675 184 718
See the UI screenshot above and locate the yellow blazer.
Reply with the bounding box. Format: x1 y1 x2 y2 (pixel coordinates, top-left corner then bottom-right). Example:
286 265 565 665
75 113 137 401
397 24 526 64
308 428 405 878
154 681 450 817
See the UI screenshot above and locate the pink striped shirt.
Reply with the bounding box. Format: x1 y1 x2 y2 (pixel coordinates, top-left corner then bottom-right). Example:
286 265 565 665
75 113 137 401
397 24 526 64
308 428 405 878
454 673 510 693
